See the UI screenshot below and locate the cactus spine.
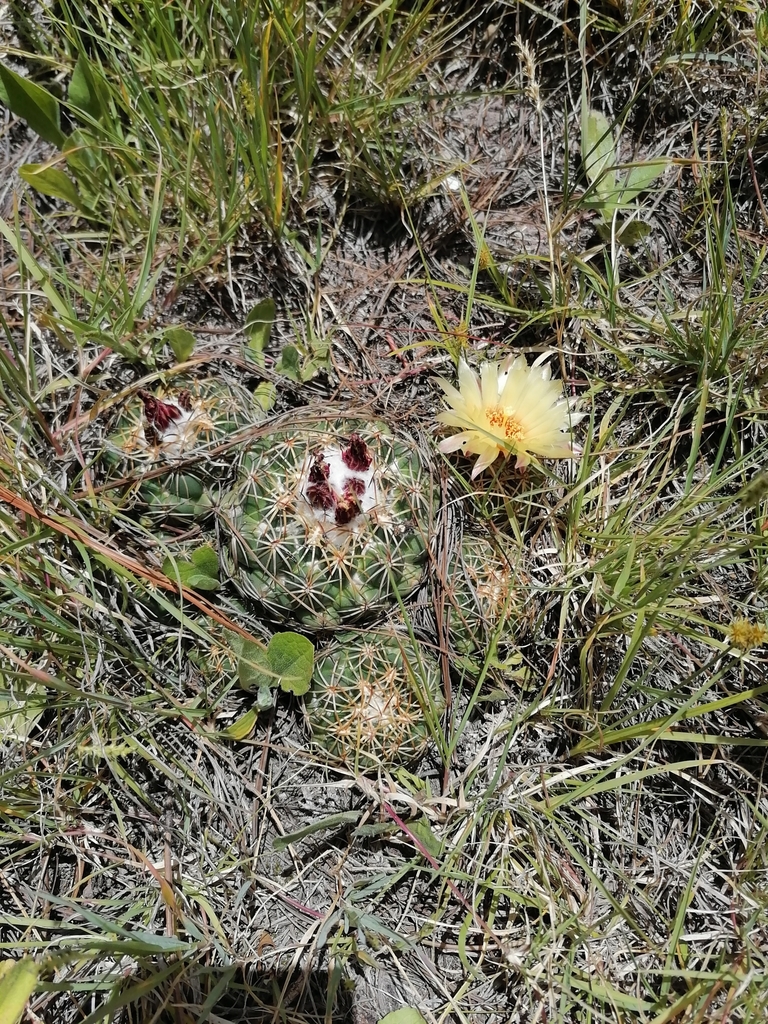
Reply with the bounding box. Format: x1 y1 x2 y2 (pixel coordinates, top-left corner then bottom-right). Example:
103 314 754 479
221 420 434 629
106 376 261 521
306 626 443 769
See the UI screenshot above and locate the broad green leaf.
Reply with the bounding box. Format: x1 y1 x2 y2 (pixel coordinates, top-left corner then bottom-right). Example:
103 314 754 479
377 1008 428 1024
0 63 65 148
164 327 196 363
191 545 219 576
18 163 82 208
245 298 275 360
238 638 272 692
161 554 187 579
181 570 219 591
64 128 105 183
301 357 327 381
582 107 616 202
757 9 768 46
407 817 443 859
595 219 652 247
268 631 314 695
275 343 301 381
162 545 219 591
616 158 669 207
616 220 652 246
68 54 106 120
238 633 313 696
219 708 257 740
256 683 275 710
0 957 39 1024
253 381 277 412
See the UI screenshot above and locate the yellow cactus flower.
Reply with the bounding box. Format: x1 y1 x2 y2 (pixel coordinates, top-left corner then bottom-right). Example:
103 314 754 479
434 355 581 478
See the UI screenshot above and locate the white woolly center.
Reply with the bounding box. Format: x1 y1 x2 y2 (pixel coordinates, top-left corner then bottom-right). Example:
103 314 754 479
298 445 379 531
157 406 214 457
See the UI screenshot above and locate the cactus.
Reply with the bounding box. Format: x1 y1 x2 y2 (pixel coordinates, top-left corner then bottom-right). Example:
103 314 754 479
446 533 515 658
306 625 444 769
106 376 263 521
221 419 434 629
419 532 516 669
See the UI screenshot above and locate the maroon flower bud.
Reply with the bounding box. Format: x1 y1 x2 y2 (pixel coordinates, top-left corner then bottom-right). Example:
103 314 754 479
307 481 336 511
139 390 183 432
177 389 193 412
335 492 361 526
308 453 331 484
343 477 366 497
341 434 372 472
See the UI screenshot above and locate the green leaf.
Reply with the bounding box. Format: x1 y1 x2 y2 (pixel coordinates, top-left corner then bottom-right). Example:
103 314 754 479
582 107 616 202
191 545 219 576
595 219 652 247
757 9 768 46
275 343 301 381
64 128 105 185
68 54 106 120
219 708 257 740
256 683 275 710
407 817 443 859
377 1009 428 1024
0 957 40 1024
616 158 669 207
162 545 219 591
616 220 652 246
253 381 277 413
245 298 275 360
238 639 271 692
18 163 82 208
273 810 362 851
187 573 216 591
268 631 314 695
301 357 326 381
164 327 196 363
0 63 65 148
0 685 46 741
181 571 219 591
238 632 314 696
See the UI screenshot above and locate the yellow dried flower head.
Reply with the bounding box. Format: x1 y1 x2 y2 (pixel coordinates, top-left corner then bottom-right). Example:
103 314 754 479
728 617 768 652
434 355 581 478
239 79 257 119
478 244 493 271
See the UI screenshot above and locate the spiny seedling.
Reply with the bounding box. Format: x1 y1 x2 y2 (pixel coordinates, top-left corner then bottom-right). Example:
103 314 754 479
306 625 444 769
105 375 264 522
448 533 516 657
422 531 519 674
221 420 434 629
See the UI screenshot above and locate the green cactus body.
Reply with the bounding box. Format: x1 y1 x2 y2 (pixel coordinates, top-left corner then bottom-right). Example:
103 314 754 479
221 420 434 629
419 532 516 670
107 376 260 521
306 626 444 769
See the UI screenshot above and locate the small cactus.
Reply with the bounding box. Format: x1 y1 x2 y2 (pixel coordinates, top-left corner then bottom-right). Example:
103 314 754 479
106 376 262 521
306 625 444 769
418 532 516 669
221 419 434 629
447 533 515 657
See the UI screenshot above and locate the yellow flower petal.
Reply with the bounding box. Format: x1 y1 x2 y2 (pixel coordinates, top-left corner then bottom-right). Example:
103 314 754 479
433 354 580 477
